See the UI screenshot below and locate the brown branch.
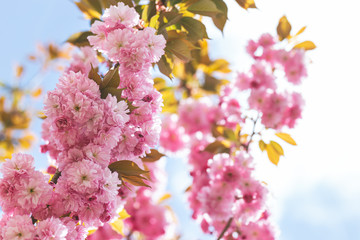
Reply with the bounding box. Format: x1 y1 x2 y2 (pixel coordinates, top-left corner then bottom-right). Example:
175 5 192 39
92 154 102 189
217 217 233 240
50 170 61 184
244 115 260 152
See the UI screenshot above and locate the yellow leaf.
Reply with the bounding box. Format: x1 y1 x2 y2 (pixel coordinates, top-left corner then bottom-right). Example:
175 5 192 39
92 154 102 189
31 88 42 98
266 144 280 165
211 125 224 138
154 78 167 91
158 193 172 203
270 141 284 156
110 219 124 235
185 185 192 192
149 14 160 29
277 16 292 41
259 140 266 152
75 1 102 19
235 0 257 10
275 132 297 145
87 229 97 236
234 124 242 138
293 41 316 51
207 59 231 74
295 26 306 36
118 208 130 219
18 135 34 149
240 134 249 144
37 111 47 120
0 147 11 162
14 64 24 78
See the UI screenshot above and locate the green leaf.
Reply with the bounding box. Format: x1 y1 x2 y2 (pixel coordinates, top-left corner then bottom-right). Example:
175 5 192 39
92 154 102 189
158 55 173 78
166 30 187 41
158 11 183 34
166 39 192 62
109 160 149 178
88 64 102 86
101 65 120 89
180 17 209 41
87 0 103 14
122 175 151 188
209 0 228 32
223 128 237 141
212 0 228 15
125 99 138 113
277 15 292 41
293 41 316 51
100 87 125 101
187 0 222 17
204 140 231 154
142 149 166 162
120 0 135 7
203 74 221 93
66 31 94 47
146 0 157 21
275 132 297 145
170 0 182 6
212 14 227 32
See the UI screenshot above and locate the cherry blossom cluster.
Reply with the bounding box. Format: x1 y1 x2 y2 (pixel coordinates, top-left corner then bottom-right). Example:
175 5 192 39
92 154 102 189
237 33 306 129
88 2 166 161
88 161 172 239
0 153 87 239
88 2 165 72
0 2 167 239
159 33 309 238
39 1 165 233
124 188 170 238
123 159 172 238
192 151 275 239
160 117 276 238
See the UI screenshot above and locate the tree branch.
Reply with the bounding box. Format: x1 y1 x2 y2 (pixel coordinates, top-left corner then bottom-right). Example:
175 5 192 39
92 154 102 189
217 217 233 240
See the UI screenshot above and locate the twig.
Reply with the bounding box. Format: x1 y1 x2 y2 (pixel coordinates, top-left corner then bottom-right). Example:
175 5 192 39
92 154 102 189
217 217 233 240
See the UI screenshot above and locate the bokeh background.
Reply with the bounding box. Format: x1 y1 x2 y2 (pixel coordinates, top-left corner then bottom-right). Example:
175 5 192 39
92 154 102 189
1 0 360 239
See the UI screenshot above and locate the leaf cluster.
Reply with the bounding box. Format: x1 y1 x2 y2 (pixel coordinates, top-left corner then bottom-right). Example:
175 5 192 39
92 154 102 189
277 16 316 51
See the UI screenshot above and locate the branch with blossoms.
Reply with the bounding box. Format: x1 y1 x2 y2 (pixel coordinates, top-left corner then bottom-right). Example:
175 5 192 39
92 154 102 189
0 0 316 239
158 17 315 239
0 2 174 239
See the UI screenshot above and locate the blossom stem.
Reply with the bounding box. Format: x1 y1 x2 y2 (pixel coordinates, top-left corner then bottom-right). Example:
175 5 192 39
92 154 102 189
126 230 133 240
244 115 259 152
217 217 233 240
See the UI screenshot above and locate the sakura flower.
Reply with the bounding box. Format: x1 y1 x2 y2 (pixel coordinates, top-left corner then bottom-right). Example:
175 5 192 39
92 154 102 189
1 215 35 240
0 153 35 178
103 2 139 29
35 217 68 240
15 171 52 210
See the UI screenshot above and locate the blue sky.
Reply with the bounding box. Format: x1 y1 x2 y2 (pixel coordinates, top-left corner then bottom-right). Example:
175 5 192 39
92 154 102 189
2 0 360 239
